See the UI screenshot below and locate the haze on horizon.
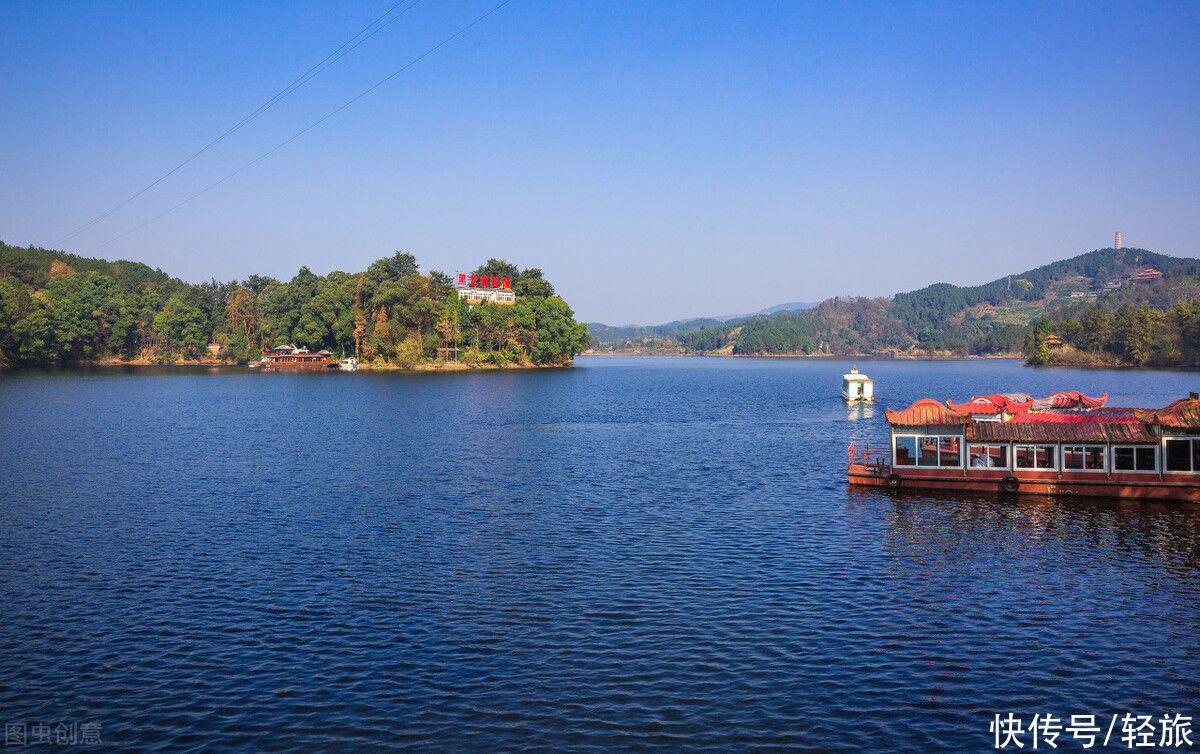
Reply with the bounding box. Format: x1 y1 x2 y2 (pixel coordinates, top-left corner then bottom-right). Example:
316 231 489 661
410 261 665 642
1 1 1198 326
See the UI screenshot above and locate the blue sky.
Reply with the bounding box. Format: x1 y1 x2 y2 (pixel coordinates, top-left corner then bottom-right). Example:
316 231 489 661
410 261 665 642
2 1 1198 324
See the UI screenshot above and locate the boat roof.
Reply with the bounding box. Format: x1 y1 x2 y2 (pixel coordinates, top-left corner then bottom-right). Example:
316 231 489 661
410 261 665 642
968 416 1156 444
1135 398 1200 429
969 407 1154 443
946 396 1009 414
886 399 969 426
946 390 1107 414
889 391 1200 438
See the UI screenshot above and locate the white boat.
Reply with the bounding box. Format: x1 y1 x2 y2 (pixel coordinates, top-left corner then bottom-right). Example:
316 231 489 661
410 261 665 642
338 357 359 372
842 366 874 402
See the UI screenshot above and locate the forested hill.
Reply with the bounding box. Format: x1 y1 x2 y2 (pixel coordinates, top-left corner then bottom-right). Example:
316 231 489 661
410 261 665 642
586 318 728 351
0 241 588 367
589 247 1200 357
586 301 818 350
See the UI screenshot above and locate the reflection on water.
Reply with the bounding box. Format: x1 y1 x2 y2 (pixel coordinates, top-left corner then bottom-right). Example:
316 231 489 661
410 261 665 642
845 485 1200 729
846 400 876 421
848 486 1200 570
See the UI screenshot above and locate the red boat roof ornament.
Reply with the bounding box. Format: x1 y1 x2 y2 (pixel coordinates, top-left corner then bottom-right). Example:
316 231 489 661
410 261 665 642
886 399 969 426
1135 398 1200 428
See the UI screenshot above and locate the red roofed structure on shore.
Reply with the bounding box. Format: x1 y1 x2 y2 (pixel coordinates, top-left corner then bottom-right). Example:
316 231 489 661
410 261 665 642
848 389 1200 501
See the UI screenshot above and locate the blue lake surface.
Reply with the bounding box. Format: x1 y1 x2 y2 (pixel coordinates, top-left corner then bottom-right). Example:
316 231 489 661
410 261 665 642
2 356 1200 751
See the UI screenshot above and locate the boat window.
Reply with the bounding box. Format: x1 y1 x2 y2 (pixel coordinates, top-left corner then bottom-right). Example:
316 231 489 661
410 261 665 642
968 444 1007 468
1165 439 1197 472
1137 447 1156 470
1014 445 1056 470
1063 445 1105 471
918 437 939 466
1113 446 1157 472
1036 446 1056 468
938 437 960 467
893 434 963 467
1166 439 1190 471
894 436 917 466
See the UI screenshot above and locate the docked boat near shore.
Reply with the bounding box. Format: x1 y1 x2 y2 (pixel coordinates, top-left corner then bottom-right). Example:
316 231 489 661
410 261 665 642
848 390 1200 501
255 344 336 370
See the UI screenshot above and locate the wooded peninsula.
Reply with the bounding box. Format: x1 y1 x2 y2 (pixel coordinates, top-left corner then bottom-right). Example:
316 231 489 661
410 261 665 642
0 242 589 369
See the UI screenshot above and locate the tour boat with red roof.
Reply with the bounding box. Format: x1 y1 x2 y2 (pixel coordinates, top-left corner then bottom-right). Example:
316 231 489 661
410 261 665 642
253 344 336 370
848 391 1200 501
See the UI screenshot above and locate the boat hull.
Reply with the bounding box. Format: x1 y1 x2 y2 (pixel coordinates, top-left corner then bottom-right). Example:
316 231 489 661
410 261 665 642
257 363 335 371
848 463 1200 502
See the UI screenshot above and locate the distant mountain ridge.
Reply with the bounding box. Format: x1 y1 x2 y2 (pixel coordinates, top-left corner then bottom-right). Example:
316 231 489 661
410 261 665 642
588 301 817 346
588 248 1200 356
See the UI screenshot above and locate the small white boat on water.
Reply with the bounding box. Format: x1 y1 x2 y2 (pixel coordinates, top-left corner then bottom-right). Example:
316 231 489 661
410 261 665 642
338 358 359 372
842 366 874 402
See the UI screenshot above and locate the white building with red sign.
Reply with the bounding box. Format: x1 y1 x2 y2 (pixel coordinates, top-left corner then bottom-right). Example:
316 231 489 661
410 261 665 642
456 274 515 306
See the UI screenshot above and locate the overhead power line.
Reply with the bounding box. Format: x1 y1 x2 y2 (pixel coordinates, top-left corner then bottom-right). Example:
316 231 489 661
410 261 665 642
52 0 427 248
94 0 514 252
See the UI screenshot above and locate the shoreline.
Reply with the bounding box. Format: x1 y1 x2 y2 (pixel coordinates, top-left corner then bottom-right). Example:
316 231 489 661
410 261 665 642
1028 360 1200 371
358 360 572 372
1 358 573 373
582 350 1023 360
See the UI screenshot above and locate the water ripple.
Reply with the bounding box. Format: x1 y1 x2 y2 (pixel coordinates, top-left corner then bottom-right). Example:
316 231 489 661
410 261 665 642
2 358 1200 750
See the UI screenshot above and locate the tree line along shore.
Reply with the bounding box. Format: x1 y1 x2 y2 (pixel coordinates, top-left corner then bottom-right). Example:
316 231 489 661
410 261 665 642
7 243 1200 371
0 242 588 369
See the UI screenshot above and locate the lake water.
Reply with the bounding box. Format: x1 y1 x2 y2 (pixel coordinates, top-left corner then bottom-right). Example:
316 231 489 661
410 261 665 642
2 357 1200 751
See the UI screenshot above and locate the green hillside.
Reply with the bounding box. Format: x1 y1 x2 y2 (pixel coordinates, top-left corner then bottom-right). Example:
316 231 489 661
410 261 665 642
889 247 1199 345
587 318 727 353
592 248 1200 357
0 243 176 291
587 303 818 353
